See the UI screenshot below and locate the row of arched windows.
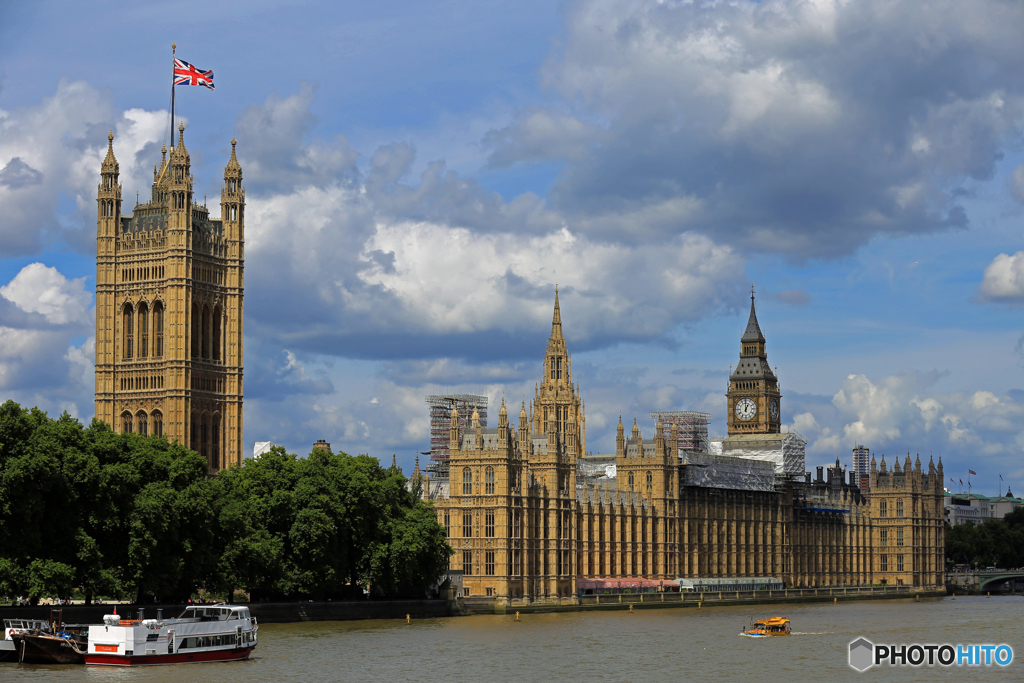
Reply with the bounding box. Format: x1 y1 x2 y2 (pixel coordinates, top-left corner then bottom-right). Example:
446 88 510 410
123 301 164 359
122 266 164 282
191 302 223 361
190 412 222 470
122 410 163 437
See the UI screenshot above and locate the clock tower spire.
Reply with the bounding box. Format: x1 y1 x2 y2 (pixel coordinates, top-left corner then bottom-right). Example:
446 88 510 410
727 286 781 435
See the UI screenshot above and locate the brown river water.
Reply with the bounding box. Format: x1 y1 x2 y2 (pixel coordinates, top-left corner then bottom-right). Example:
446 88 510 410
4 596 1021 682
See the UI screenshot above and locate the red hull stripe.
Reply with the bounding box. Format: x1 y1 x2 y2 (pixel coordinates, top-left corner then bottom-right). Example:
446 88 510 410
85 645 254 666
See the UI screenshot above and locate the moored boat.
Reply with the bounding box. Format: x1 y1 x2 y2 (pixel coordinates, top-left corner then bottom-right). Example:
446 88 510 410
1 620 50 663
12 630 87 664
741 616 791 637
84 604 257 666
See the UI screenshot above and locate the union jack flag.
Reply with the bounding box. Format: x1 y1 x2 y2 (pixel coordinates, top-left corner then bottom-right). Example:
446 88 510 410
969 469 977 475
173 58 214 90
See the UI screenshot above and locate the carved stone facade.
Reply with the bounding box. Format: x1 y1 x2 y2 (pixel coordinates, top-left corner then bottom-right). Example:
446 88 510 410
94 125 244 471
423 293 945 602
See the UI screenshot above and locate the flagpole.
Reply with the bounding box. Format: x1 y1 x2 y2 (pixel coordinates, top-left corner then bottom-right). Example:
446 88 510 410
171 42 176 149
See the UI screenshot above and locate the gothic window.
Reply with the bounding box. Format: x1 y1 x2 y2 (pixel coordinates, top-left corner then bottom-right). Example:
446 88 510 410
462 551 472 575
646 471 653 495
123 303 134 359
200 417 208 461
513 550 521 576
191 303 200 358
896 527 904 547
463 467 472 495
202 305 211 359
879 500 887 517
136 411 148 436
543 407 548 433
550 358 556 380
556 357 562 380
190 412 197 450
896 499 904 517
880 554 888 572
485 551 495 576
462 512 472 538
879 529 887 546
153 302 164 357
485 467 495 494
485 511 495 538
443 511 450 536
896 555 904 572
212 414 221 470
138 302 149 358
152 410 163 438
213 305 222 361
628 472 635 491
514 510 521 538
122 412 133 434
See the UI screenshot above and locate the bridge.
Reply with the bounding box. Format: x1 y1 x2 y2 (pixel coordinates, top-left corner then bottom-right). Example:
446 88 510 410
947 569 1024 593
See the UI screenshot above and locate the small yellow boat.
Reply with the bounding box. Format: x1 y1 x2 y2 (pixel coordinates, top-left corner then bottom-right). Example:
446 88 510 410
741 617 791 637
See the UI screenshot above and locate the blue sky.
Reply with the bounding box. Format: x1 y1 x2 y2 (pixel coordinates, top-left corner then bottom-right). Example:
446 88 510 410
3 0 1024 495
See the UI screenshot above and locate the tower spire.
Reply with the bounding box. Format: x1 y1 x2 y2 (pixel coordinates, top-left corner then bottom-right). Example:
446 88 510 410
551 285 563 340
742 285 765 343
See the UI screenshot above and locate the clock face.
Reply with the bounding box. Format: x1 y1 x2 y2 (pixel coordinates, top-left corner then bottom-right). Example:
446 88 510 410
735 398 757 421
769 398 779 421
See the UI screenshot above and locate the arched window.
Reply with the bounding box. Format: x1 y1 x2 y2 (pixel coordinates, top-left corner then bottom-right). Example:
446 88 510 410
212 414 221 470
137 302 149 358
896 499 904 518
646 471 653 494
152 410 163 437
628 472 635 491
212 305 222 361
153 302 164 357
485 467 495 495
202 304 211 359
879 500 888 517
123 303 134 359
122 411 133 434
191 303 200 358
463 467 472 495
136 410 148 436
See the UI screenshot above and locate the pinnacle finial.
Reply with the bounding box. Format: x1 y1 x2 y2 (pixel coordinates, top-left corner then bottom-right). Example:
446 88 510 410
108 130 114 144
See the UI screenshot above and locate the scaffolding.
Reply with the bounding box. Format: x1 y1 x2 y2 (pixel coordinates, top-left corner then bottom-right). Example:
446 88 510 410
650 411 711 458
426 394 488 478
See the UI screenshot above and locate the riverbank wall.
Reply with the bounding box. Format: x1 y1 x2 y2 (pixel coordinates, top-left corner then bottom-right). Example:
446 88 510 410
456 586 947 616
0 599 450 625
0 588 946 624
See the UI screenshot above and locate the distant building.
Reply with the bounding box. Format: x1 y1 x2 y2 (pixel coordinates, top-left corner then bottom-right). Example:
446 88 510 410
313 439 331 452
252 441 276 459
852 445 870 477
944 492 1023 526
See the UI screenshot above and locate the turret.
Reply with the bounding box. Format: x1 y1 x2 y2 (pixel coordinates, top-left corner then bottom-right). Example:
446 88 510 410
221 136 245 249
449 406 460 456
616 415 625 457
654 418 664 458
518 400 529 455
97 131 121 237
498 398 508 447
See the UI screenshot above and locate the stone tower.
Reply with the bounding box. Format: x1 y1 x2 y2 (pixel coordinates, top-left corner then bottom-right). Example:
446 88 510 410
530 288 585 459
94 125 245 471
727 288 781 435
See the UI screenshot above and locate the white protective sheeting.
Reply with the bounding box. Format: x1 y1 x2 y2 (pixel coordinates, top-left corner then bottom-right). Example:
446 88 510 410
681 453 775 492
718 432 806 476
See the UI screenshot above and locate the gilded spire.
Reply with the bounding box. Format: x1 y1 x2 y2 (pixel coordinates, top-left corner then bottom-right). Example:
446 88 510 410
101 131 119 174
551 286 563 340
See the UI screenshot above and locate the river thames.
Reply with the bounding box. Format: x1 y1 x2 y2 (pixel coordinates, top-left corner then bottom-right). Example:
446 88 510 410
5 596 1021 681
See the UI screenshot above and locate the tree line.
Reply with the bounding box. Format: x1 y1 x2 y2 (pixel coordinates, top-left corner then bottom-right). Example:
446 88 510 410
0 400 452 604
945 507 1024 569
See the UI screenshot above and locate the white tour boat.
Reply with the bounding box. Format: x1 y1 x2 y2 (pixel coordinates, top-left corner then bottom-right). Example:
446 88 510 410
84 604 257 666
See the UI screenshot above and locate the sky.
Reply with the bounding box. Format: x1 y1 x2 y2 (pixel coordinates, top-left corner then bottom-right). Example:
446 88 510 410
2 0 1024 495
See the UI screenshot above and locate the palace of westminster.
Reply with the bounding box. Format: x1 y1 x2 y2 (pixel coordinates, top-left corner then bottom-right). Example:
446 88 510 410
93 130 945 601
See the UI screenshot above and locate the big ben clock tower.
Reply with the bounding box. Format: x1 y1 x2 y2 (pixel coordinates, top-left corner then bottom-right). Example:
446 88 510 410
727 287 781 435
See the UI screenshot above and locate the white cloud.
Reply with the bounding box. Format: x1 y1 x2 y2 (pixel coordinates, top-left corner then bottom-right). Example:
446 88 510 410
979 251 1024 303
1 262 91 325
0 80 166 255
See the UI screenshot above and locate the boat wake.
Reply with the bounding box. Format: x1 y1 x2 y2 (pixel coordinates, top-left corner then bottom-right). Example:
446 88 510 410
789 631 833 636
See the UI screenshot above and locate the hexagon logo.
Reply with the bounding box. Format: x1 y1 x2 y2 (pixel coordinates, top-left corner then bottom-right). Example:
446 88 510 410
849 637 874 671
